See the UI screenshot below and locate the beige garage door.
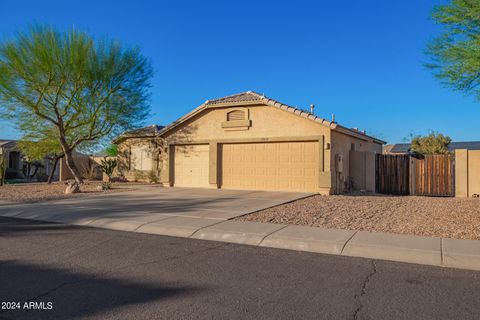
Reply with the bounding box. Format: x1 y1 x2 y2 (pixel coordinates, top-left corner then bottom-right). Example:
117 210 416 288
174 144 209 187
222 141 319 192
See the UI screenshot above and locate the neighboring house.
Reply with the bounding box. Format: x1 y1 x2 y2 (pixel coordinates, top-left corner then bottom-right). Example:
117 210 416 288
0 139 106 182
0 139 59 180
115 91 385 194
0 140 21 176
384 141 480 154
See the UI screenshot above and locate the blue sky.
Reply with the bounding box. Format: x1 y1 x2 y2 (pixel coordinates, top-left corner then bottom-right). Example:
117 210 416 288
1 0 479 143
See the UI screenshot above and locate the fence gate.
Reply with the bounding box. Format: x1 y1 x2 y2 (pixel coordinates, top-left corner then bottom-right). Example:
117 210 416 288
413 154 454 197
375 154 410 195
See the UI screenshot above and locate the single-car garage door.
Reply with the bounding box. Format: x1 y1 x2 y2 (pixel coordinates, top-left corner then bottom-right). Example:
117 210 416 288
221 141 319 192
174 144 209 187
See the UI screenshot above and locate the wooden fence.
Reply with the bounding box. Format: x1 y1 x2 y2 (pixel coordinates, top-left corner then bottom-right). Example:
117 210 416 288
413 154 454 197
375 154 410 195
376 154 455 196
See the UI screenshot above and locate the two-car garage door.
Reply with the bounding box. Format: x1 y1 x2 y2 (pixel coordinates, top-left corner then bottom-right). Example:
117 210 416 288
173 141 319 192
221 142 318 192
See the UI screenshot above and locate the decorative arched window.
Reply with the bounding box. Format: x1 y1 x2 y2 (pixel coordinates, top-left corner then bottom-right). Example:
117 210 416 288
227 110 245 121
222 108 251 130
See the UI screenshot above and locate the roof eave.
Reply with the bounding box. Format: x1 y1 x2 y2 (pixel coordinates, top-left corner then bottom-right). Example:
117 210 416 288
151 92 385 145
333 125 386 145
205 100 264 108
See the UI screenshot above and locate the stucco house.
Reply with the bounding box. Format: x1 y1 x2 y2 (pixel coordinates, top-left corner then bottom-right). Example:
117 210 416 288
115 92 385 194
0 139 59 180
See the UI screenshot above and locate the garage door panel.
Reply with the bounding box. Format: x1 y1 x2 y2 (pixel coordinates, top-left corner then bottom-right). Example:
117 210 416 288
222 141 319 192
174 145 209 188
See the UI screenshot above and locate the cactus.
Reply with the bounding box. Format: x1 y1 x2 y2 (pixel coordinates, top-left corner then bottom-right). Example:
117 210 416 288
99 157 118 183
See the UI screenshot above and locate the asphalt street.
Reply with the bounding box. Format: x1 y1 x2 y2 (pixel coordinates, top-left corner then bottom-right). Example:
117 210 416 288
0 216 479 320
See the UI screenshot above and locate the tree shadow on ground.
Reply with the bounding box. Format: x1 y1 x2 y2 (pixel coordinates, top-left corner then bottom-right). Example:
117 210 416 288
0 195 243 224
0 216 79 237
0 259 205 320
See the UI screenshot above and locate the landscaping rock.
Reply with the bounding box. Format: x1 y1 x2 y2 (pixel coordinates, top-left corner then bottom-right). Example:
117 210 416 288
0 181 136 203
238 195 480 240
64 182 80 194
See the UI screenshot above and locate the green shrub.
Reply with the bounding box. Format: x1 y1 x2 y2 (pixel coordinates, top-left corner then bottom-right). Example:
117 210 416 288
102 181 111 190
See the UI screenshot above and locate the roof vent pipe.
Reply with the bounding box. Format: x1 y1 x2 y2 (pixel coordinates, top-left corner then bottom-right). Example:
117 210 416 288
310 104 315 115
332 114 335 123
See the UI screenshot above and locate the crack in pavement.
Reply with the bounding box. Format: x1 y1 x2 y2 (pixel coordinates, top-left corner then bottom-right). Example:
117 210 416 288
352 260 377 320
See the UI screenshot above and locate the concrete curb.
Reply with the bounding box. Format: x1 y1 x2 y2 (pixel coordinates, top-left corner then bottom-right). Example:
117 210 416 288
443 238 480 271
191 220 287 245
2 211 480 271
259 225 356 255
341 231 442 266
135 216 224 238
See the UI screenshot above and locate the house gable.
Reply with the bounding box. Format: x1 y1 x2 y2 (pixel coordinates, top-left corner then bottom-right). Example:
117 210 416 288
158 91 385 145
163 103 331 143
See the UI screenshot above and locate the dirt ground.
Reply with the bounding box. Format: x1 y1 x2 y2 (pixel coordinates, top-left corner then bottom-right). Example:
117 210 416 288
0 181 138 203
238 195 480 240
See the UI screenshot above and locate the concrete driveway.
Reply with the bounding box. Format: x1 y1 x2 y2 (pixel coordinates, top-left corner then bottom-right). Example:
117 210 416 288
0 186 312 233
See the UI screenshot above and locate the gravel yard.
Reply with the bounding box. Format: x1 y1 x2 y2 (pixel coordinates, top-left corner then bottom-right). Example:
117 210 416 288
0 181 137 203
238 195 480 240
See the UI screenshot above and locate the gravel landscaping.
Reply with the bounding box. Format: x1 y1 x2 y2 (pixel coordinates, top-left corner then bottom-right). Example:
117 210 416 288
238 195 480 240
0 181 138 203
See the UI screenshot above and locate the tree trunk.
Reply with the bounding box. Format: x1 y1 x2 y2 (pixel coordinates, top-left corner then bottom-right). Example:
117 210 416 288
47 156 61 184
64 149 84 185
0 154 5 186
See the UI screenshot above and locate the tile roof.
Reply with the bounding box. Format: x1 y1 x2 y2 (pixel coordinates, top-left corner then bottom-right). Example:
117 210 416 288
0 140 16 149
174 91 384 144
113 125 165 143
116 91 386 144
122 125 165 137
206 91 265 105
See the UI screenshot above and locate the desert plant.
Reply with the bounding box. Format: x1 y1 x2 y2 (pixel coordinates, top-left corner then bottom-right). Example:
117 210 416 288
105 144 119 157
99 157 117 182
16 128 63 184
102 181 112 191
426 0 480 102
148 170 159 184
410 132 452 154
0 25 152 190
